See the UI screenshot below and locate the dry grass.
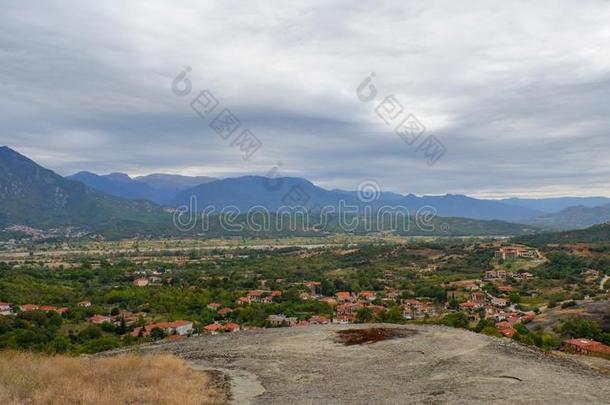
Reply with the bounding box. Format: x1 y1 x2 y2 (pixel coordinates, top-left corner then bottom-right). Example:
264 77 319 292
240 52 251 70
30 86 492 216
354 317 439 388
0 351 226 405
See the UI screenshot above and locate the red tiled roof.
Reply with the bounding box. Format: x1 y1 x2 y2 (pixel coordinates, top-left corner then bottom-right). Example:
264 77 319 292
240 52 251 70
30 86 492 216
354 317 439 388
170 320 192 328
565 338 610 354
309 315 329 323
218 307 233 315
89 315 111 323
224 323 240 331
496 321 512 330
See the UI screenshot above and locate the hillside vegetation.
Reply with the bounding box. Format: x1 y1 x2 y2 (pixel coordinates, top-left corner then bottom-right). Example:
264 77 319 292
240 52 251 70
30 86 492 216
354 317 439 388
513 223 610 246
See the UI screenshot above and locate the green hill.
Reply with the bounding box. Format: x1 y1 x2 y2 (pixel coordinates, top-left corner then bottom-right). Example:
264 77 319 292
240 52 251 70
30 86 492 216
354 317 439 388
0 146 170 232
513 222 610 246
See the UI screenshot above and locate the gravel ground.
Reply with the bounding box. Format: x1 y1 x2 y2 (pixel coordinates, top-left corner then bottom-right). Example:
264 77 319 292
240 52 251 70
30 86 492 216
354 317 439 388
114 324 610 405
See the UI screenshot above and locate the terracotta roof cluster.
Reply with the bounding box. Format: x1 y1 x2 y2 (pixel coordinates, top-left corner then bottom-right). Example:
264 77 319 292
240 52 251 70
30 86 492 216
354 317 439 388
131 320 193 337
565 338 610 354
203 322 240 333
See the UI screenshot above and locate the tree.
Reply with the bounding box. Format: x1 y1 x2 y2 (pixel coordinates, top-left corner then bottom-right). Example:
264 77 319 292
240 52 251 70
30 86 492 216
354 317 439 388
508 292 521 304
381 307 404 324
115 317 128 335
150 327 166 340
448 298 460 310
481 326 502 338
440 313 469 329
356 307 373 323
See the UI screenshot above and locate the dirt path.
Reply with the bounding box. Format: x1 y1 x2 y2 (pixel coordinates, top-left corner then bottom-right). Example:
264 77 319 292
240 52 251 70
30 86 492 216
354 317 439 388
187 361 264 405
600 275 609 291
119 324 610 404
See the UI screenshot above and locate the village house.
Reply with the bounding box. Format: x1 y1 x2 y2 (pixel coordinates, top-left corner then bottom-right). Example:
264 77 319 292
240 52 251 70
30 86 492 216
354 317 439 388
563 338 610 356
170 320 194 335
520 311 537 323
260 291 282 304
207 303 222 311
224 322 241 332
309 315 330 325
496 321 516 337
459 301 479 311
20 304 39 312
0 301 12 315
247 290 264 303
335 291 353 302
304 281 321 296
218 307 233 317
384 289 399 300
266 314 298 327
491 297 508 307
133 277 149 287
78 300 92 308
89 314 112 324
203 323 223 335
359 291 377 301
485 269 508 280
236 296 251 306
334 303 362 323
112 311 142 327
470 291 486 303
319 297 337 306
132 320 194 337
495 246 538 261
39 305 69 315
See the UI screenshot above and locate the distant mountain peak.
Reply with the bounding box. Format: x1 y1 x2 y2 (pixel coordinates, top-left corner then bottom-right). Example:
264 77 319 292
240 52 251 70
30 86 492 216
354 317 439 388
105 172 132 182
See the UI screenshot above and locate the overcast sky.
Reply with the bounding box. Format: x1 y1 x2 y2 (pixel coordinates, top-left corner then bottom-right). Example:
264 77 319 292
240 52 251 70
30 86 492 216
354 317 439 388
2 1 610 198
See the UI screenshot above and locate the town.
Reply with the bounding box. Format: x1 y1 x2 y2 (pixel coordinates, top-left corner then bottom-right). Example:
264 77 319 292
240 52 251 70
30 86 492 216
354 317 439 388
1 238 608 359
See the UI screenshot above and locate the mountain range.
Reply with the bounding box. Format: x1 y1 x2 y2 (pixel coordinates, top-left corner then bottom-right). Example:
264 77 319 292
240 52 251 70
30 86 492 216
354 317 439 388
2 146 610 238
69 168 610 228
68 172 216 205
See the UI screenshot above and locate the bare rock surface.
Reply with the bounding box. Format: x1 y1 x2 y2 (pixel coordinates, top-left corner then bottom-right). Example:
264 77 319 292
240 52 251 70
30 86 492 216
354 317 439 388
117 324 610 404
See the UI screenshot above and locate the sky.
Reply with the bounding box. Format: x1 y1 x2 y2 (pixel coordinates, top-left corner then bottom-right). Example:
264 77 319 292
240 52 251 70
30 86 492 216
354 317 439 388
2 1 610 198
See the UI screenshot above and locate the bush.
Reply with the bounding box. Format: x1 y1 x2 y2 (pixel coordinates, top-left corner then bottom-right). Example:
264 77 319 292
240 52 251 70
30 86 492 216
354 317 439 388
440 313 469 329
481 326 502 338
561 301 577 309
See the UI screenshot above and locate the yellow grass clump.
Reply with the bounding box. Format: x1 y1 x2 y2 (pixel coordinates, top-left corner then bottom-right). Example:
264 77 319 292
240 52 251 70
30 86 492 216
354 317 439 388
0 351 225 404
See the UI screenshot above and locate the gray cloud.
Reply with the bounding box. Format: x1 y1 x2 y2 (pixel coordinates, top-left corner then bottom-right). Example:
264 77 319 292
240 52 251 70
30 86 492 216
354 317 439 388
2 0 610 198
